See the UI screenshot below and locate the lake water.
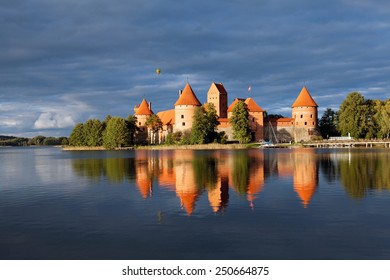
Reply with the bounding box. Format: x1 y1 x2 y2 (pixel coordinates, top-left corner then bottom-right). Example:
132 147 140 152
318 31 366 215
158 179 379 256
1 146 390 260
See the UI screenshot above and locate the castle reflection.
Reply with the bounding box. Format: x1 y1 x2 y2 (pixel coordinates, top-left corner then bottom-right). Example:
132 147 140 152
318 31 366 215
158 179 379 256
72 148 322 215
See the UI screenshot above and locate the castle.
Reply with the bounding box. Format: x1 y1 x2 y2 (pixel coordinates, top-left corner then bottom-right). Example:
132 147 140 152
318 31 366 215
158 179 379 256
133 82 319 143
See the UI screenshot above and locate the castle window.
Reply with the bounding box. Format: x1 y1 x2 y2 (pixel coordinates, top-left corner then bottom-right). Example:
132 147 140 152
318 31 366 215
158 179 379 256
182 122 185 126
181 115 184 119
313 122 315 125
252 118 255 122
310 114 313 118
304 122 307 125
139 122 141 125
300 115 303 118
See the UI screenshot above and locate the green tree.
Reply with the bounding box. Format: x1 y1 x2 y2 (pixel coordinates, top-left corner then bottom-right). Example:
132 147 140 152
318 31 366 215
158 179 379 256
229 101 251 143
318 108 339 138
374 99 390 138
190 107 209 144
103 117 130 149
83 119 104 147
337 92 369 138
190 104 220 144
145 114 163 144
126 115 138 145
28 135 46 145
69 123 86 146
204 103 220 142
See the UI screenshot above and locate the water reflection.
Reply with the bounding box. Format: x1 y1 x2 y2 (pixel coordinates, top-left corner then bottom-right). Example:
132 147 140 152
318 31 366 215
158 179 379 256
71 148 390 214
319 149 390 198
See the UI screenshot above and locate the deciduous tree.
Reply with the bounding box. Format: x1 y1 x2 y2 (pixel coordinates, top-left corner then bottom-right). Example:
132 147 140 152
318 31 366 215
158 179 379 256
318 108 339 138
103 117 130 149
229 101 251 144
145 114 163 144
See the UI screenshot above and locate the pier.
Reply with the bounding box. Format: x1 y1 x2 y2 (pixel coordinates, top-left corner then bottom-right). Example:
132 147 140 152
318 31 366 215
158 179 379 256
303 140 390 148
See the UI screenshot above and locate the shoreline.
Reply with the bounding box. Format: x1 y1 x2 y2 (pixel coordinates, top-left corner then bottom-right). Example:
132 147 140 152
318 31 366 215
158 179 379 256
62 143 256 151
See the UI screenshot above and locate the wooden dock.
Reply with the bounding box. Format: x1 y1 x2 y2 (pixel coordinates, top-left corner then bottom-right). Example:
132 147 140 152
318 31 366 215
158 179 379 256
303 141 390 148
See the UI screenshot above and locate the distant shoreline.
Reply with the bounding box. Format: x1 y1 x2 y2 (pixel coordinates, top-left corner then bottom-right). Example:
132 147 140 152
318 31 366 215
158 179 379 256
62 143 255 151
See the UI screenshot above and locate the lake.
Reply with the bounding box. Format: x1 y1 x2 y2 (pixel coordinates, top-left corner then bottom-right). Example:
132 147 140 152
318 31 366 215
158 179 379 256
1 146 390 260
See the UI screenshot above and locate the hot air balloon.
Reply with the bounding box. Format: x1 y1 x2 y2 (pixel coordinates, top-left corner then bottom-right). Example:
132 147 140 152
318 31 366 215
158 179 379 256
155 68 161 75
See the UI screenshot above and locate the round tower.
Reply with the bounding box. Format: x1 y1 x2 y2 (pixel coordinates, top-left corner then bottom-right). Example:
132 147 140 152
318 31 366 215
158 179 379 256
291 86 318 141
134 99 153 127
134 98 153 143
174 83 202 132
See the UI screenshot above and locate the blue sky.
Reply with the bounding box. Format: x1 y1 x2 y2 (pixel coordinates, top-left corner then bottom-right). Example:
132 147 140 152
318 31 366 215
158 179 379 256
1 0 390 137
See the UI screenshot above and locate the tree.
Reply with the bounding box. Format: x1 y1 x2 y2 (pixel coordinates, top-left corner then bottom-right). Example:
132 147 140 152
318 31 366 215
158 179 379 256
337 92 369 138
229 101 251 143
69 123 86 146
84 119 104 147
103 117 130 149
380 99 390 138
318 108 339 138
126 115 138 145
190 107 208 144
190 104 220 144
204 103 220 142
145 114 163 144
29 135 46 145
374 99 390 138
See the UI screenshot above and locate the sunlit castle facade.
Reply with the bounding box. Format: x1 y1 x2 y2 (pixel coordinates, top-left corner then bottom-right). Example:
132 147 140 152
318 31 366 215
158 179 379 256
132 82 320 143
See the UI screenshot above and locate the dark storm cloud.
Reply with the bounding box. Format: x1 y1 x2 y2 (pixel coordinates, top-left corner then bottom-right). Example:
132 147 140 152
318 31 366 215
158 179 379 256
1 0 390 136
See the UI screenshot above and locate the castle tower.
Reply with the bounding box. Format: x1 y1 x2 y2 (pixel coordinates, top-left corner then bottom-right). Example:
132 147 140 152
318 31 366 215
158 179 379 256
174 83 202 132
134 99 153 143
134 98 153 126
291 86 318 141
207 82 228 118
292 148 318 208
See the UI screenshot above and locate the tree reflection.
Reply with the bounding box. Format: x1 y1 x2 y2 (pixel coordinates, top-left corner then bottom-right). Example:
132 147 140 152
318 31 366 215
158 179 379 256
339 151 390 198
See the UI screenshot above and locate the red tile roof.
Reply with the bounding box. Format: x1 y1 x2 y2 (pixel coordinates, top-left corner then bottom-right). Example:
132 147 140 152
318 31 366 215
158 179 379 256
227 98 245 112
245 98 264 112
174 83 202 106
227 98 264 112
135 99 153 115
213 82 227 95
157 109 175 125
291 86 318 108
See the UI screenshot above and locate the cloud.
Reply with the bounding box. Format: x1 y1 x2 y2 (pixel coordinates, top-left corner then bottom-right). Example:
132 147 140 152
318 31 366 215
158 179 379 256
34 112 75 129
1 0 390 136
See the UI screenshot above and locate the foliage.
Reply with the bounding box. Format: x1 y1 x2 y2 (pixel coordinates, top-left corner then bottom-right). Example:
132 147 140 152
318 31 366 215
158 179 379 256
229 101 251 144
0 135 29 146
28 135 46 145
190 104 220 144
69 123 86 146
83 119 104 147
374 99 390 138
318 108 339 138
103 117 130 149
126 115 138 145
337 92 390 139
145 114 163 144
337 92 369 138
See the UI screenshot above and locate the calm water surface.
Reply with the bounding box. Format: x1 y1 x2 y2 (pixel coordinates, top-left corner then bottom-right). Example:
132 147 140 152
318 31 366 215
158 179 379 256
1 146 390 259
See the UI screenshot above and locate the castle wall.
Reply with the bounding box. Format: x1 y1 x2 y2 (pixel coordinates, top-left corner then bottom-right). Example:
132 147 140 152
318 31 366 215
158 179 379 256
249 111 264 141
